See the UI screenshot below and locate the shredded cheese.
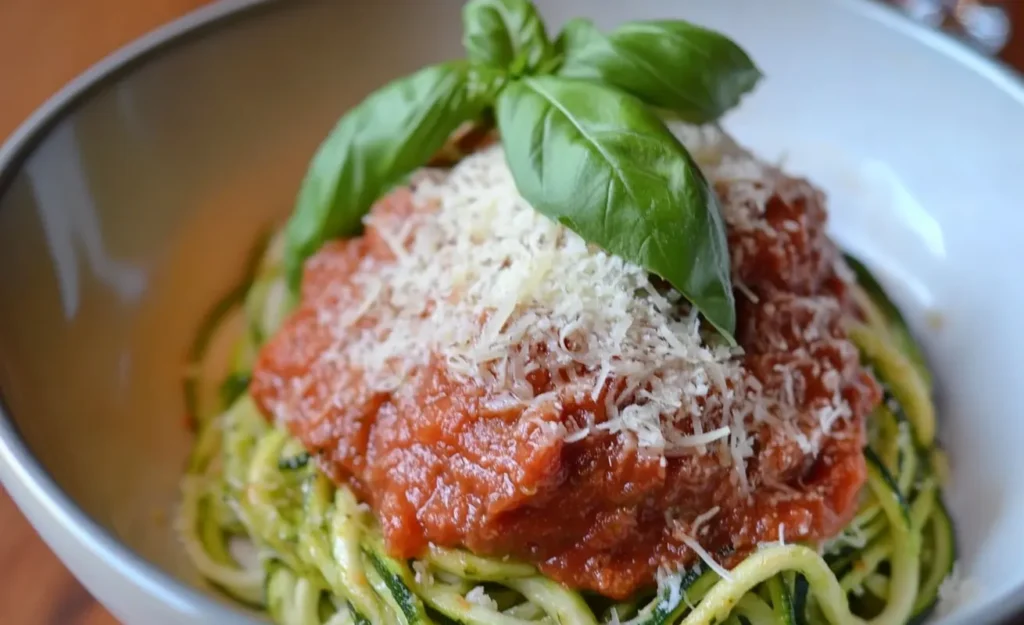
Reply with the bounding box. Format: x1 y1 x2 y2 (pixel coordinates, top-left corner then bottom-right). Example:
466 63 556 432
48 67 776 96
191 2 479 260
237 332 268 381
412 560 433 586
676 529 734 582
308 141 747 456
656 566 689 611
691 506 721 536
272 122 859 489
936 563 980 617
465 586 498 610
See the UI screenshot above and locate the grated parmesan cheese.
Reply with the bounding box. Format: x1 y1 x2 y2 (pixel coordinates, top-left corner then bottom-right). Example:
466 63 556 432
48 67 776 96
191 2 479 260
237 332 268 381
676 529 734 582
691 506 721 535
655 565 689 612
465 586 499 610
307 141 748 457
271 122 861 492
936 563 980 618
412 560 433 586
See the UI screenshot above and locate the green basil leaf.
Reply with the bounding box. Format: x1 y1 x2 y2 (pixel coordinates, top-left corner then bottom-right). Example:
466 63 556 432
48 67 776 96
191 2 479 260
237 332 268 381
558 19 761 124
496 76 736 338
553 17 600 59
462 0 553 74
283 62 505 291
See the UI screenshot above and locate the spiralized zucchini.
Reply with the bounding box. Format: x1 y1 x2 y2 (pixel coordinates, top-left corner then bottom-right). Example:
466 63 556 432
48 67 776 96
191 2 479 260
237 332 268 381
178 237 955 625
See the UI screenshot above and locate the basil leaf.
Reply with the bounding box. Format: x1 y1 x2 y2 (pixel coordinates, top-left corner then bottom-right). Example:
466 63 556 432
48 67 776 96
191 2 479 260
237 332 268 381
283 62 504 290
553 17 600 59
462 0 553 74
558 19 761 124
496 76 736 338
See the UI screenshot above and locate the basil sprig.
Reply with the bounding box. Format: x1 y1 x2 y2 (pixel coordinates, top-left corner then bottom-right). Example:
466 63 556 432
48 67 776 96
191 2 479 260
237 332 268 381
497 77 735 331
283 0 761 339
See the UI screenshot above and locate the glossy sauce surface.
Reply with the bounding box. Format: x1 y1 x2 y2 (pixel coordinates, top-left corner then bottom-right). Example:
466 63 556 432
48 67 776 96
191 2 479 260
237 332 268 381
251 174 880 598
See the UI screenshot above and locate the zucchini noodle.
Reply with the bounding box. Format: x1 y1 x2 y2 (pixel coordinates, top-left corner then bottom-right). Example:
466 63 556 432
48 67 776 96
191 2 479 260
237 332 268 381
178 234 955 625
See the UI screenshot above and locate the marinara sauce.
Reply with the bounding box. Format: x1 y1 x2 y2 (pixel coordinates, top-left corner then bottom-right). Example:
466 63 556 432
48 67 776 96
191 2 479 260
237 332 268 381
251 170 880 599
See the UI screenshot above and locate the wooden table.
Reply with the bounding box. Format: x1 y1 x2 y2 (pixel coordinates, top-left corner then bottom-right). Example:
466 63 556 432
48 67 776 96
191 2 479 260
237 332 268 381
2 1 1024 623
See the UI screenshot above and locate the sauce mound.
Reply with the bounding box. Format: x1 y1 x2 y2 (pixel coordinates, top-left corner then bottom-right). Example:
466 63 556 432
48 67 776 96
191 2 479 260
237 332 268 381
251 127 880 599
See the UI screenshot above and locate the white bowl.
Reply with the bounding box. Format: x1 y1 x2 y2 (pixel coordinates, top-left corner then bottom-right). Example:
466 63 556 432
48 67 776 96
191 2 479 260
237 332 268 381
0 0 1022 623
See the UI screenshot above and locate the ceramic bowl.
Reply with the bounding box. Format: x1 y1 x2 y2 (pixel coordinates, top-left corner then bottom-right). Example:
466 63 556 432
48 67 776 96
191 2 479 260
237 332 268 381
2 1 1023 623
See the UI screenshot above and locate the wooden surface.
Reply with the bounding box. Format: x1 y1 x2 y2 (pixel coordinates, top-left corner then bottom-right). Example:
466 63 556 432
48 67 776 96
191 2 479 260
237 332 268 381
1 1 1024 624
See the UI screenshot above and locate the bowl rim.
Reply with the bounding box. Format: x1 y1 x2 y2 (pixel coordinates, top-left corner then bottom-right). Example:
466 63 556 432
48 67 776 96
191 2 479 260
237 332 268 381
1 0 1023 623
0 2 285 621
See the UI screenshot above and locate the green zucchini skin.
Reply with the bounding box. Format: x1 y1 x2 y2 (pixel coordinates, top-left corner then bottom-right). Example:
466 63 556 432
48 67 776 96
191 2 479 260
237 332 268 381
844 253 931 390
910 500 956 623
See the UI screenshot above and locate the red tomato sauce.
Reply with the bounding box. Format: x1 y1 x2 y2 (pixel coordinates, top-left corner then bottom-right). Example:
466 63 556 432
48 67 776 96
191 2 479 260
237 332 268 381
251 175 880 599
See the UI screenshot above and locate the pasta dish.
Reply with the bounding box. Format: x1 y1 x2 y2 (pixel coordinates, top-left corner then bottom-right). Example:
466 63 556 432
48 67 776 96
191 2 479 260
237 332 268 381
178 3 955 624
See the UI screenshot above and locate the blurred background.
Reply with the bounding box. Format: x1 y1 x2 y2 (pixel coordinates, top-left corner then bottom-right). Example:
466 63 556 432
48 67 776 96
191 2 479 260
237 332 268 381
0 0 1021 623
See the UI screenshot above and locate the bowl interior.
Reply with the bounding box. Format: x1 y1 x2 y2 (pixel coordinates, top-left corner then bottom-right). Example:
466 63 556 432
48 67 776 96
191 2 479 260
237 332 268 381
1 1 1023 623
